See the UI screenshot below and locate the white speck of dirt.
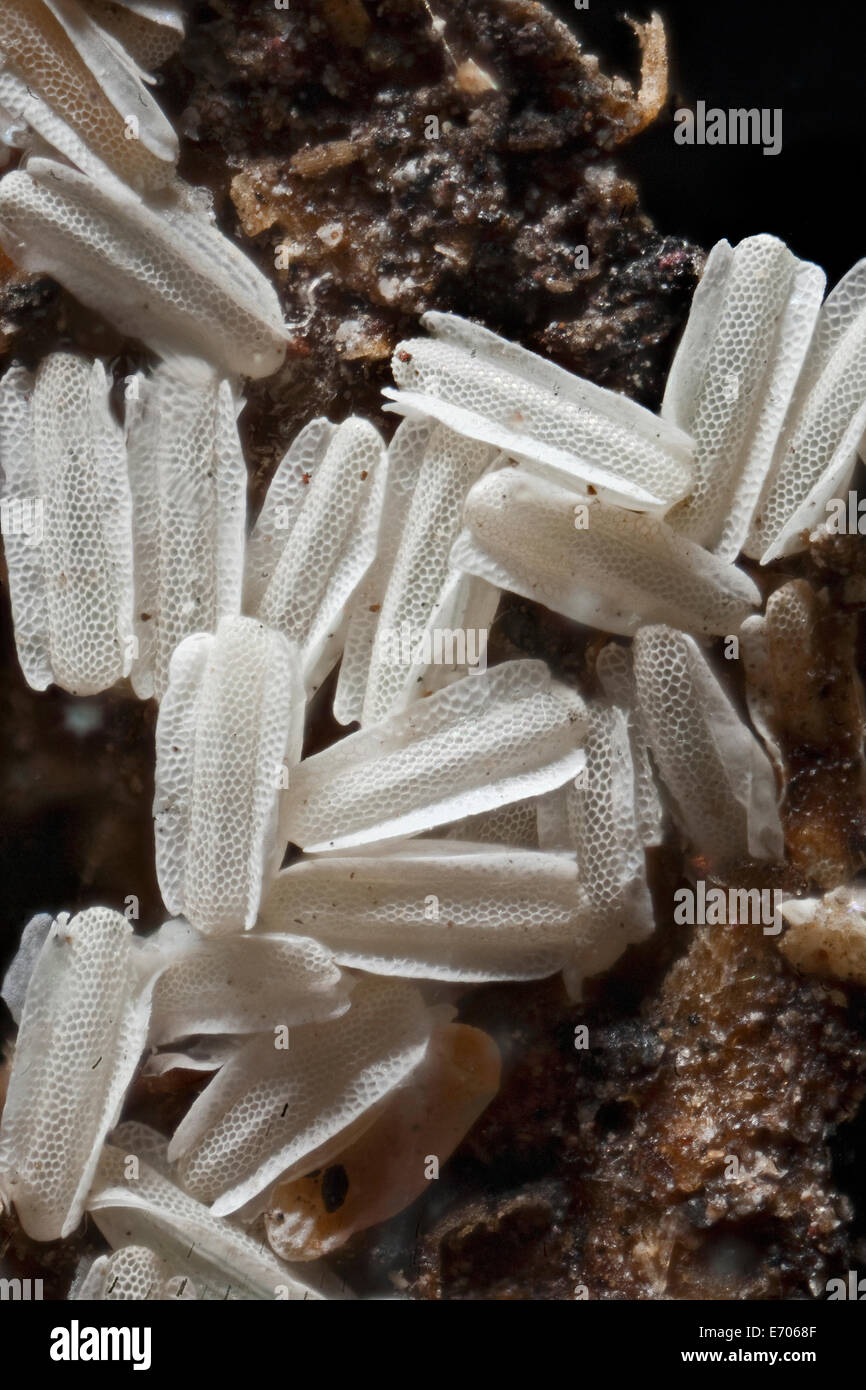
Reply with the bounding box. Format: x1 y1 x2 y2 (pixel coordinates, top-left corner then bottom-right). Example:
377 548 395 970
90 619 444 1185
316 222 345 248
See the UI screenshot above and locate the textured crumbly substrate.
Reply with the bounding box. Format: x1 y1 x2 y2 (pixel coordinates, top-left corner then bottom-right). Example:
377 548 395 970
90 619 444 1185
396 905 866 1299
2 0 866 1300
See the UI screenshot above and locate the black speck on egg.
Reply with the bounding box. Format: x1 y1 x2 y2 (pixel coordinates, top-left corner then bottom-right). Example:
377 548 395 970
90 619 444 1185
321 1163 350 1213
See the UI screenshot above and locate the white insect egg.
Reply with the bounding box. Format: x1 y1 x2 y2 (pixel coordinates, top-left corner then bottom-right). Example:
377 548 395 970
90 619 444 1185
633 625 784 869
145 918 352 1043
335 417 498 727
167 976 440 1216
0 159 290 380
258 841 590 982
283 658 589 853
127 363 248 701
0 0 179 189
384 310 696 513
452 465 761 638
71 1244 200 1302
78 0 185 69
662 233 825 561
0 351 135 695
746 256 866 562
0 908 158 1241
243 415 388 698
153 615 305 935
87 1125 330 1299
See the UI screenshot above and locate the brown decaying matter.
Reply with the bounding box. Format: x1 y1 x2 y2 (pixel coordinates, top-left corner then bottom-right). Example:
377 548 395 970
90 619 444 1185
767 589 866 891
399 913 866 1300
